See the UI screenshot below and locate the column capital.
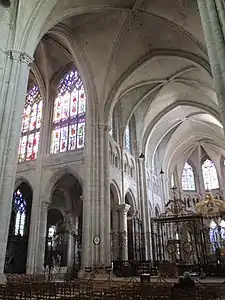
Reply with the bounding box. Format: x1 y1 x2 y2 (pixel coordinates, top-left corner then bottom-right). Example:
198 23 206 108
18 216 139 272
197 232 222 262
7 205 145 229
118 203 130 215
6 50 33 66
41 201 51 209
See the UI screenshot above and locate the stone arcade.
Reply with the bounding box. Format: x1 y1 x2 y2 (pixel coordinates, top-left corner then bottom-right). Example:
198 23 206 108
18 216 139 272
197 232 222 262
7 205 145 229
1 0 225 281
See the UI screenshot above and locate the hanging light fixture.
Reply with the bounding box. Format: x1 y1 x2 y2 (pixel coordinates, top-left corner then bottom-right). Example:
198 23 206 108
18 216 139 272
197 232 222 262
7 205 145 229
139 153 145 159
196 191 225 218
160 169 164 175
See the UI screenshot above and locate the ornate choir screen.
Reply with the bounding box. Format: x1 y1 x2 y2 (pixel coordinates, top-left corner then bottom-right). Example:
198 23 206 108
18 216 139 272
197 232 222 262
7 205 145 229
111 217 150 277
151 189 225 277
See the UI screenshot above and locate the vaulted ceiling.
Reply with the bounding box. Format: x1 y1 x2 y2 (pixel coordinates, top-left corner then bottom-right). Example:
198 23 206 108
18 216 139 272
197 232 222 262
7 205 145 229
25 0 224 174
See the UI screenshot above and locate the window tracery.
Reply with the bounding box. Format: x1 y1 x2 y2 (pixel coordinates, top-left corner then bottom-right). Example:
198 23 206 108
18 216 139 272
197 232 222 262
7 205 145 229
13 190 26 236
202 159 219 190
182 162 195 191
18 85 42 162
51 69 86 154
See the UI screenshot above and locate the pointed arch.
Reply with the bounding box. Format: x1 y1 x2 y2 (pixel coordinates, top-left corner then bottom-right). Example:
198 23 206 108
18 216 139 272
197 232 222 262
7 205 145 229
18 83 43 162
182 162 196 191
202 159 219 190
43 167 83 204
110 181 121 205
15 176 33 192
51 68 86 154
125 190 136 216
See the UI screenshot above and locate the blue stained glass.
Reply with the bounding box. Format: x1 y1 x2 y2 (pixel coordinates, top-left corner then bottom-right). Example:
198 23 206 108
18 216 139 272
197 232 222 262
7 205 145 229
13 190 27 236
125 124 131 153
51 69 86 153
209 220 225 253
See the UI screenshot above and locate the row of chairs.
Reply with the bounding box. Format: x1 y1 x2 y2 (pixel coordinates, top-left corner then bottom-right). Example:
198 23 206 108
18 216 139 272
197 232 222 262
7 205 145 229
0 278 222 300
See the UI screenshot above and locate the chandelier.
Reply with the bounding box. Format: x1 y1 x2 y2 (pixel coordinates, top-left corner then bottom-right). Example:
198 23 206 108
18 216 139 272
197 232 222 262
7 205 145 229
196 191 225 217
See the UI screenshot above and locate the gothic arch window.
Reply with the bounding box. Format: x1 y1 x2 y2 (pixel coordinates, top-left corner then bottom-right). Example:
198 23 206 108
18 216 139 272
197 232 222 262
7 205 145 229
182 162 196 191
202 159 219 190
51 69 86 154
171 173 175 188
124 123 131 153
13 189 27 236
109 117 113 137
18 85 42 162
109 111 116 139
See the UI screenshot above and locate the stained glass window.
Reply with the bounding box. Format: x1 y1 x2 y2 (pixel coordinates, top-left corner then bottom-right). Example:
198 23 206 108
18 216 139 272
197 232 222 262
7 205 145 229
18 85 42 162
109 117 113 137
202 159 219 190
13 190 26 236
171 173 175 188
125 124 131 153
209 220 225 253
51 69 86 154
182 162 196 191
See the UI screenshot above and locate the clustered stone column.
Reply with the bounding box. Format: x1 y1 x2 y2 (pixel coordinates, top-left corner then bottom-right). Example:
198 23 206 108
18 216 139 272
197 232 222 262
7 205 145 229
26 96 51 274
35 201 50 273
118 203 130 261
197 0 225 131
81 121 111 273
0 50 32 277
136 157 152 260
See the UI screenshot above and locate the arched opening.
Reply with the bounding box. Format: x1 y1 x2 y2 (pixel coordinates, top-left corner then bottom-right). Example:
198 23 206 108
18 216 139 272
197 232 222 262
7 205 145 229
45 173 83 276
4 182 33 274
110 183 120 261
125 193 144 261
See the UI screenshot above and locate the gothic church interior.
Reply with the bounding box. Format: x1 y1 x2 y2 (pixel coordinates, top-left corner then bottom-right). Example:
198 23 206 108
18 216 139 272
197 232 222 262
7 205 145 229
0 0 225 278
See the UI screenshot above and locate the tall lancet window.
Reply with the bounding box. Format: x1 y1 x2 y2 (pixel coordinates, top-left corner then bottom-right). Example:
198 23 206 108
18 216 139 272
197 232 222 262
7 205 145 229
124 123 131 153
171 173 175 188
182 162 196 191
51 69 86 154
202 159 219 190
13 190 27 236
18 85 42 162
109 117 113 137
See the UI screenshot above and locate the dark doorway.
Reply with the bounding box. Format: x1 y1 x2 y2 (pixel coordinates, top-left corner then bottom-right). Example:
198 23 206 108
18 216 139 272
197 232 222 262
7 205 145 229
4 182 32 274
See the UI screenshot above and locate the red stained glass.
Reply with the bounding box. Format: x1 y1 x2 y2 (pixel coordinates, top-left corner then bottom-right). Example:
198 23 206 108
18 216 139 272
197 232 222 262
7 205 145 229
18 85 42 163
51 69 86 154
